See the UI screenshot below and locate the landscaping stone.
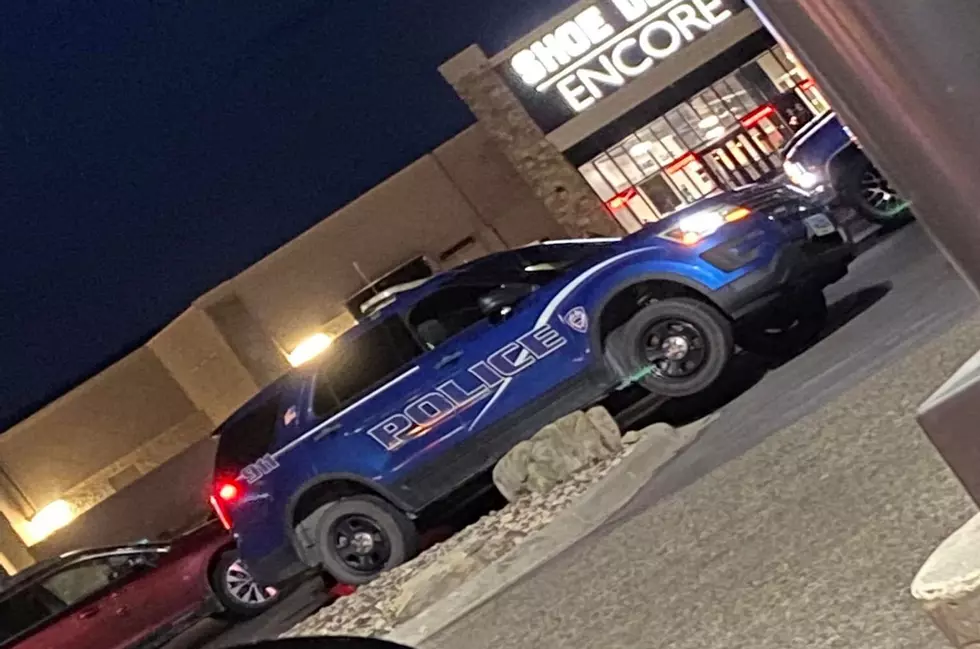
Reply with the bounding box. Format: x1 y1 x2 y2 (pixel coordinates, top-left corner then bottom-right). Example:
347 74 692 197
493 407 621 501
621 430 644 445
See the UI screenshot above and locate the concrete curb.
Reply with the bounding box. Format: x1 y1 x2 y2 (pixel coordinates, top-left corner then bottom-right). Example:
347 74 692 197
384 413 718 647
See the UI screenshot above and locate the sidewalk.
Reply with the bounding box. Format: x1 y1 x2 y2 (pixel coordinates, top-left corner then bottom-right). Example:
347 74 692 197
422 315 980 649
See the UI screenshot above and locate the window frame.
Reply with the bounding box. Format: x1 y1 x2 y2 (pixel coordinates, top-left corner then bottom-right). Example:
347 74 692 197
311 315 425 418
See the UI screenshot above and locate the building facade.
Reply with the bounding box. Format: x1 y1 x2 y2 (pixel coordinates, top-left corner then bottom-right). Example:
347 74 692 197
441 0 830 233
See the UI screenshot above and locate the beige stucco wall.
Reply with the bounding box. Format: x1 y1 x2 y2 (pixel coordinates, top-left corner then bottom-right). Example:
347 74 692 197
147 305 260 426
0 348 197 512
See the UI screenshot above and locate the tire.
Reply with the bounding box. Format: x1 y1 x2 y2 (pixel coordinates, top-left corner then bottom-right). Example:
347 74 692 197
604 298 733 398
837 156 913 226
737 290 828 359
314 495 419 585
210 549 281 620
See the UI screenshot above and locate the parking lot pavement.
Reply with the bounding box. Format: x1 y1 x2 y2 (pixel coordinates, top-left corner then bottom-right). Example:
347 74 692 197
161 578 330 649
421 223 980 649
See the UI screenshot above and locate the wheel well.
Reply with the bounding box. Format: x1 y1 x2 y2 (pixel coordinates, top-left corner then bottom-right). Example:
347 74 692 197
290 479 377 529
206 542 236 592
828 146 866 188
597 280 715 346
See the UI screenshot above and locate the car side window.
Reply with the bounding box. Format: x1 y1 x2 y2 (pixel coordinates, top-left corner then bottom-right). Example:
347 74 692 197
313 317 424 417
407 284 500 350
40 558 115 607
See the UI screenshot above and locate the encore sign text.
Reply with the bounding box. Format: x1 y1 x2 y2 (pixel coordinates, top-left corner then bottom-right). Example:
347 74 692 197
509 0 735 113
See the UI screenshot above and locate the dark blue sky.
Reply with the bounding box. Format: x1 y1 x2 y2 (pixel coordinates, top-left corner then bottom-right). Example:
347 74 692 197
0 0 576 428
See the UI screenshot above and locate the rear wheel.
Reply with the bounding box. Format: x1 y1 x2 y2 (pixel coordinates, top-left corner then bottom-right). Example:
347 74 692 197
838 157 913 226
605 298 733 398
314 495 419 585
737 290 828 359
211 549 281 620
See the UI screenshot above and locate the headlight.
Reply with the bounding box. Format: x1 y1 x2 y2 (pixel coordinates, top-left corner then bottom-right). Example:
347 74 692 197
783 160 820 190
659 206 751 246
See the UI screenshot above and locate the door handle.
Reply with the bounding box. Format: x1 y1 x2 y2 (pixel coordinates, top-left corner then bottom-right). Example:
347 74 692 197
115 606 130 616
78 606 101 620
435 351 463 370
313 423 342 442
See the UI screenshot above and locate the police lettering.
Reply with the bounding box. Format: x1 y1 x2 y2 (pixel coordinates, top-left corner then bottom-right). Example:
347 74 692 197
368 324 569 450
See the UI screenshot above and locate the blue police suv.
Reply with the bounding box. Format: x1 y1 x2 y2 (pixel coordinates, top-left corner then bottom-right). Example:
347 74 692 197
210 184 854 585
782 111 912 225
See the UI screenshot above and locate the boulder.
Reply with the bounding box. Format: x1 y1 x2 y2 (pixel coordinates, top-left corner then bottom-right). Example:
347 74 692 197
586 406 623 453
622 429 644 445
493 408 622 501
492 441 532 501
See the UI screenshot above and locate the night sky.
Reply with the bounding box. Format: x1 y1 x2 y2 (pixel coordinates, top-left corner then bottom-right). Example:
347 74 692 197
0 0 578 429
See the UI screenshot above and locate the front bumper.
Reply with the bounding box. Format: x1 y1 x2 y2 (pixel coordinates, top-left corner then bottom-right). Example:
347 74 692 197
713 238 854 320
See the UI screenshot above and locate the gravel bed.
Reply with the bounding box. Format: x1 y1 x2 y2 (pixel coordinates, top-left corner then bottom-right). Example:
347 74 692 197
285 442 639 639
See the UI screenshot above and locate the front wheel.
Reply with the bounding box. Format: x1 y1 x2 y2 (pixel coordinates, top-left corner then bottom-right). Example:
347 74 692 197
838 157 913 226
737 291 828 359
315 495 419 585
605 298 734 398
211 549 281 620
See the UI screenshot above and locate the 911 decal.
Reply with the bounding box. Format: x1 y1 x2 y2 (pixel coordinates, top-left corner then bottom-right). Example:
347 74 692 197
240 454 280 484
367 323 567 451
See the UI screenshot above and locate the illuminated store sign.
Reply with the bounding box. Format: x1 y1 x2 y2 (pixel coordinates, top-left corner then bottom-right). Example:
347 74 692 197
497 0 744 130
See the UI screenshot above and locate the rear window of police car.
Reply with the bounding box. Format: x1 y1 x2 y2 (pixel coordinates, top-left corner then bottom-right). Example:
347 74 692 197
214 397 282 477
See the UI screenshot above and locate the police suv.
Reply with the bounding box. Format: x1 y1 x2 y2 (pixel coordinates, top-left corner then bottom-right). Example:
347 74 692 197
210 184 854 585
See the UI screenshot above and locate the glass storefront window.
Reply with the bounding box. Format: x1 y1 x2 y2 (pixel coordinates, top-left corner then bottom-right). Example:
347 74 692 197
608 147 647 185
665 105 704 149
772 45 807 84
593 154 631 192
650 119 688 160
757 51 795 91
712 79 751 117
621 136 660 176
698 89 738 129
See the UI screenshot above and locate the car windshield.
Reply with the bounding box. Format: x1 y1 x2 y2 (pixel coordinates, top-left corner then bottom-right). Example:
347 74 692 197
450 240 615 285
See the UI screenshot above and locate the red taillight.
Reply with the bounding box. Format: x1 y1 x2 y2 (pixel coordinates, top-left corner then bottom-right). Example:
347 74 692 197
217 482 239 502
210 480 241 531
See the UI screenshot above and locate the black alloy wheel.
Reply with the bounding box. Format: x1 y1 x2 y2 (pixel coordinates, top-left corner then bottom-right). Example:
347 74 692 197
331 514 391 576
642 319 708 380
839 158 913 226
315 495 419 585
605 297 734 398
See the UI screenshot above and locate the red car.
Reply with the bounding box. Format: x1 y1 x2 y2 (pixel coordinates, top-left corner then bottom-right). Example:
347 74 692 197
0 520 281 649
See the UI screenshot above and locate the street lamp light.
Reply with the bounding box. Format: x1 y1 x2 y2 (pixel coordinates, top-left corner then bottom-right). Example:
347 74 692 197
28 500 74 543
287 333 333 367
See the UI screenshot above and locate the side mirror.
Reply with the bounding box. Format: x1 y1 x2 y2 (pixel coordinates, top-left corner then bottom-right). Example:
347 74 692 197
478 284 535 320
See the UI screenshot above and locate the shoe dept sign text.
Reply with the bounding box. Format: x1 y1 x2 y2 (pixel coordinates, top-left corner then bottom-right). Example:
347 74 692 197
497 0 743 131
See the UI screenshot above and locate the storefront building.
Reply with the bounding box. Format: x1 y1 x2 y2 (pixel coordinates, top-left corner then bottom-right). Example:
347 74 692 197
441 0 831 234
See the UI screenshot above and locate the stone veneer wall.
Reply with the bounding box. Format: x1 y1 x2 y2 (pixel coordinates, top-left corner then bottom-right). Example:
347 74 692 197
440 46 622 239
